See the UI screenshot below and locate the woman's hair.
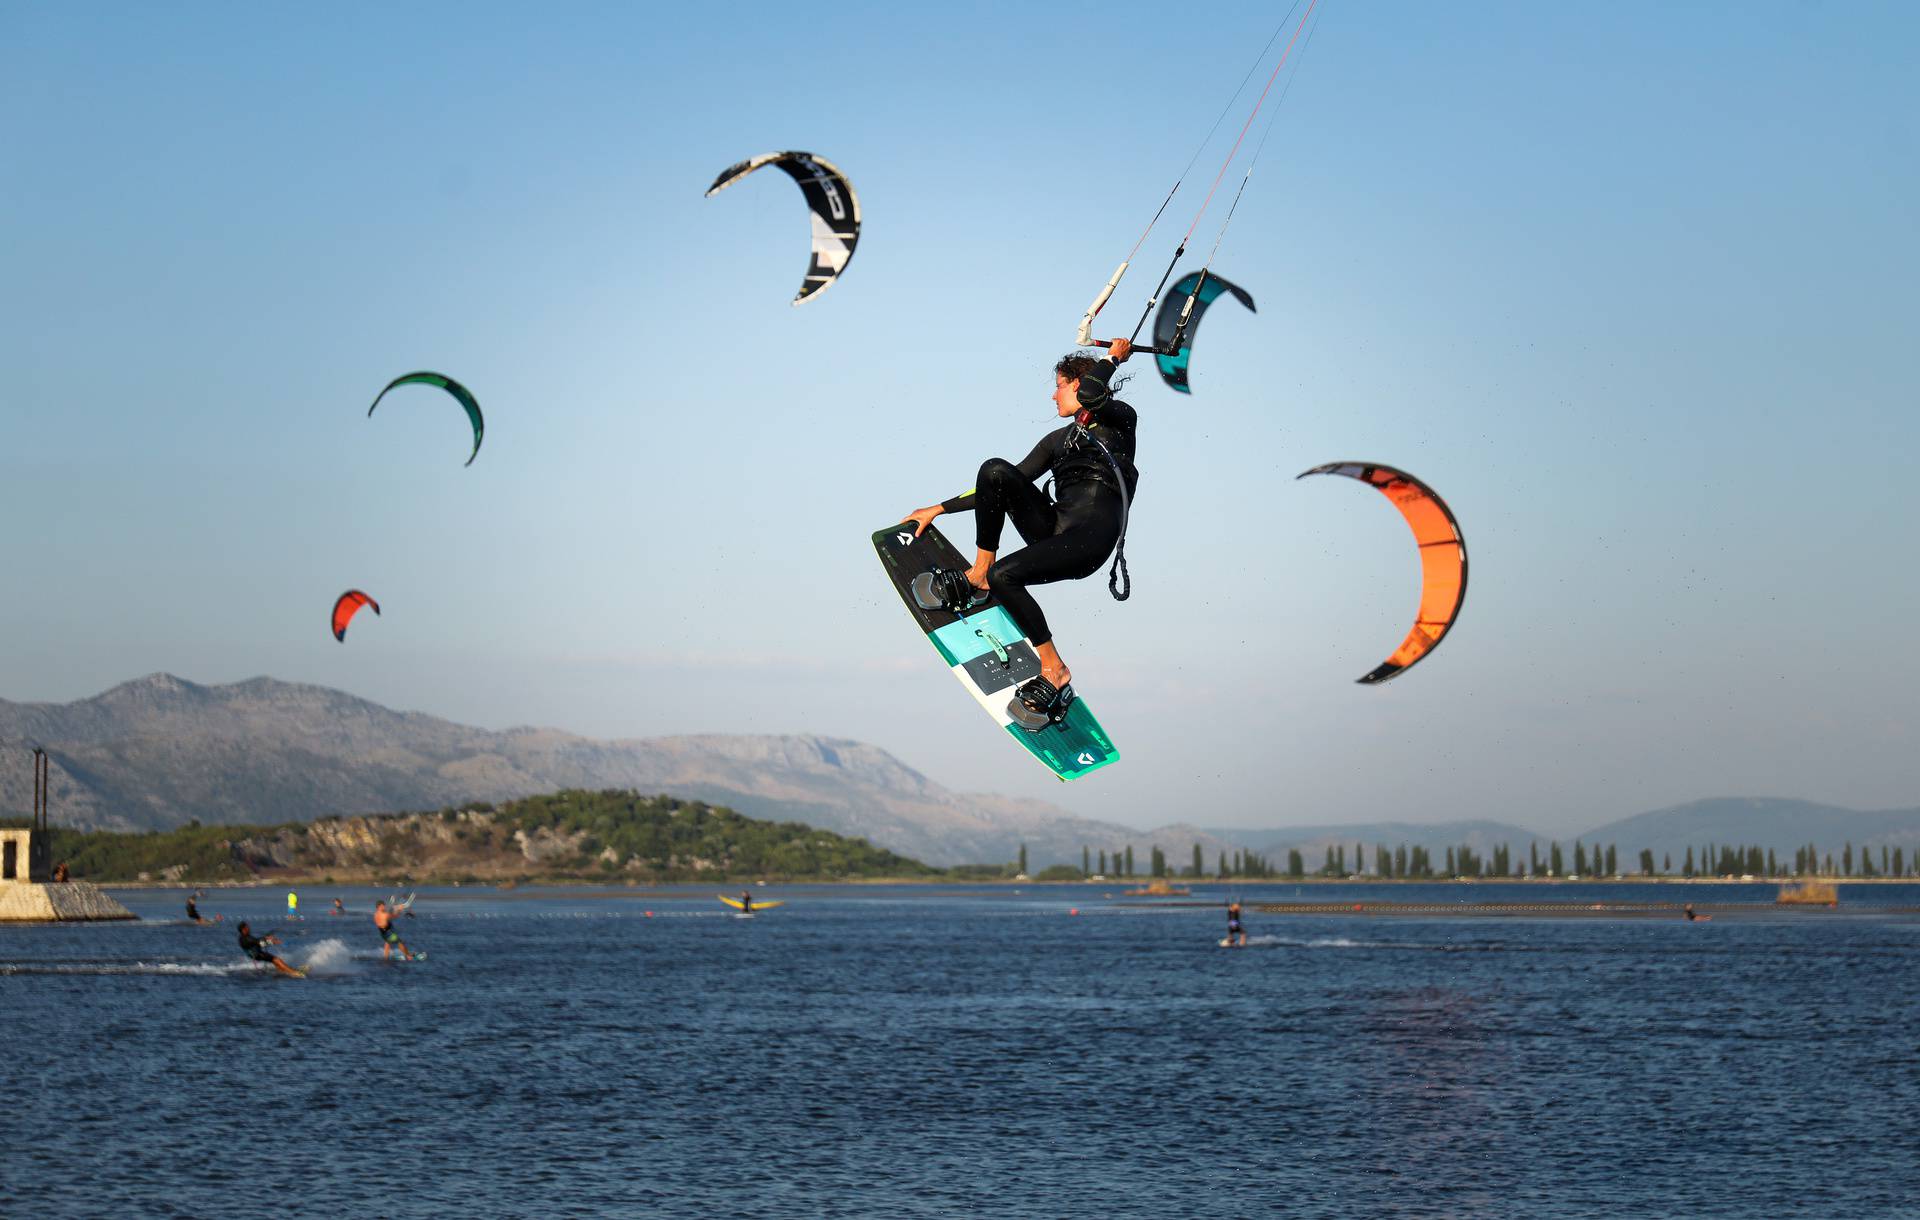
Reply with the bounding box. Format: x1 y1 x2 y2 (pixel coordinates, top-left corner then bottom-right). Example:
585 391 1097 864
1054 353 1103 383
1054 352 1131 395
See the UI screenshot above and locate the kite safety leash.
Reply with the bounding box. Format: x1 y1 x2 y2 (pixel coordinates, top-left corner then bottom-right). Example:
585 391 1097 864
1078 428 1134 602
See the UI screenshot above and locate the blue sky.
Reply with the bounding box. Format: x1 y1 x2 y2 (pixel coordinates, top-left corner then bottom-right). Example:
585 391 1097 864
2 1 1915 833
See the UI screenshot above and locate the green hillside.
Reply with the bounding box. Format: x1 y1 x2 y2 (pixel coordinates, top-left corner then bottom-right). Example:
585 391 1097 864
12 789 942 884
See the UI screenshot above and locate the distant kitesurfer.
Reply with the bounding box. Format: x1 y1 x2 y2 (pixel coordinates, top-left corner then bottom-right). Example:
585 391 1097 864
286 890 299 920
374 900 414 961
236 921 301 977
330 898 345 917
186 890 220 925
902 339 1139 728
739 891 755 915
1226 900 1247 948
1683 903 1710 922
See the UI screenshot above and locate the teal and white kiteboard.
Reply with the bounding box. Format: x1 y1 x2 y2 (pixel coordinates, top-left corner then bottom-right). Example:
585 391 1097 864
873 521 1118 782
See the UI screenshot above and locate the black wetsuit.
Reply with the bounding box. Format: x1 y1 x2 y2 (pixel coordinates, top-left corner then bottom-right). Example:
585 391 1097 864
940 358 1137 647
237 929 276 964
1227 906 1244 937
185 898 201 922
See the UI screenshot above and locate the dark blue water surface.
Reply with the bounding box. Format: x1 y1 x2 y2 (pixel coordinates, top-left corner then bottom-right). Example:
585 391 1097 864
4 882 1919 1218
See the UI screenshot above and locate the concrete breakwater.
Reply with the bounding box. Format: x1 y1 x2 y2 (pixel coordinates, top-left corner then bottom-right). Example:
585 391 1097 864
0 881 138 923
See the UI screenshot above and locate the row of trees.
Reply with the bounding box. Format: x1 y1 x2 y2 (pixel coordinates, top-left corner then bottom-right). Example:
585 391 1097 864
1060 844 1288 880
1044 838 1920 880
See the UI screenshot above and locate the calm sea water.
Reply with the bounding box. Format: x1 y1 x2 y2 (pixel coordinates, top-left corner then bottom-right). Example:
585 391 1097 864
3 882 1918 1218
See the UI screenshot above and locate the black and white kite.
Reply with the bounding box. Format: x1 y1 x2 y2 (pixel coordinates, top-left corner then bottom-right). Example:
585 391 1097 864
705 151 861 304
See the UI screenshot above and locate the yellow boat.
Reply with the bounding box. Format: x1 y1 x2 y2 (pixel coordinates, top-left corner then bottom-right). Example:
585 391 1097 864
1123 879 1191 897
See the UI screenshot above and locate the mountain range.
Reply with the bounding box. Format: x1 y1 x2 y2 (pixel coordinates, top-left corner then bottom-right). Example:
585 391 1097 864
3 674 1917 868
0 674 1176 866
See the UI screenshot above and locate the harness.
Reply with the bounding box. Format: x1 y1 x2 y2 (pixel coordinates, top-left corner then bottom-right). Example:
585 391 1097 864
1064 411 1134 602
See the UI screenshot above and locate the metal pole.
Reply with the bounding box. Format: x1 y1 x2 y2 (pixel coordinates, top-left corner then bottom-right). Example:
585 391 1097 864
31 748 50 880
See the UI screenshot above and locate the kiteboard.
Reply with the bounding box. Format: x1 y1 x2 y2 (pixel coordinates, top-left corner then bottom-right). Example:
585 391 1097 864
873 522 1118 782
718 896 784 912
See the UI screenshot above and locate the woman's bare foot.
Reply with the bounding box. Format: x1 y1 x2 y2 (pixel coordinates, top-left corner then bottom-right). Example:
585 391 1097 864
965 551 994 591
1034 641 1071 692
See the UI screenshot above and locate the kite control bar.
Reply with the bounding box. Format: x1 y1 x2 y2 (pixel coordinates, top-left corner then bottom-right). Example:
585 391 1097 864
1074 259 1173 355
1084 339 1171 356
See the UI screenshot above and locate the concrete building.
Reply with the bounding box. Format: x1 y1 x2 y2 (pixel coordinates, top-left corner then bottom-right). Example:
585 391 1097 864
0 749 136 923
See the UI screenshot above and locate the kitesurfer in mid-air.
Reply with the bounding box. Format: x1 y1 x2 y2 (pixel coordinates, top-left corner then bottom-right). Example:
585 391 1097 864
374 900 415 961
235 921 301 977
902 339 1138 728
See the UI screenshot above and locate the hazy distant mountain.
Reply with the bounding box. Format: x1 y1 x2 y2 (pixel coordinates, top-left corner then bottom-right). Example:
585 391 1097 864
1577 797 1920 862
0 674 1182 866
5 675 1915 871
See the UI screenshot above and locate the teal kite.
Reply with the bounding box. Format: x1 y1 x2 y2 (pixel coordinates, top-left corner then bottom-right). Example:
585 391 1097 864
1153 272 1256 394
367 372 484 466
